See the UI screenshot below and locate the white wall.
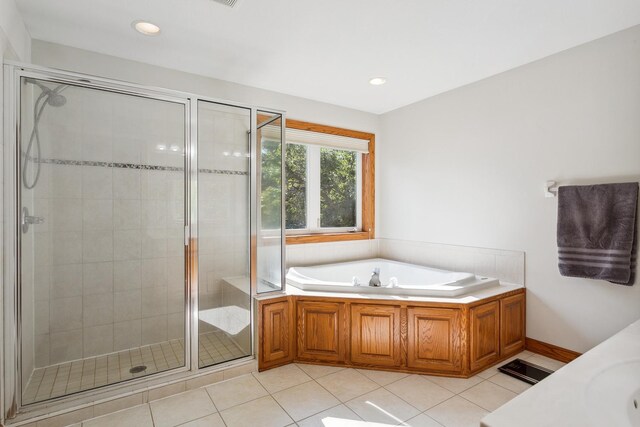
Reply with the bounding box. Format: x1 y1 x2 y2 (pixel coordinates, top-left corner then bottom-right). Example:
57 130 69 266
379 25 640 353
0 0 31 62
31 41 379 136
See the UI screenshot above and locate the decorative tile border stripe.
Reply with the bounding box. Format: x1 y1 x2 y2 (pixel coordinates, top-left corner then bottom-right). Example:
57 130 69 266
37 158 248 176
199 168 248 176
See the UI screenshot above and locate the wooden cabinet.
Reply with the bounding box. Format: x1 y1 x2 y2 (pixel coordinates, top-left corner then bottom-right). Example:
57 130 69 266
296 300 346 363
259 298 294 369
470 301 500 372
351 304 401 367
407 307 463 373
259 289 526 375
500 293 526 356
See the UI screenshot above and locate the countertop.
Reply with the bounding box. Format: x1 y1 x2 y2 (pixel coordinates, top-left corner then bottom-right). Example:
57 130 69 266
254 282 524 304
481 317 640 427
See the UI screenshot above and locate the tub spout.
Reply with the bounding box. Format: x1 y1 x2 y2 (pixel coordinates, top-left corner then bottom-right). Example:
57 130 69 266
369 268 381 287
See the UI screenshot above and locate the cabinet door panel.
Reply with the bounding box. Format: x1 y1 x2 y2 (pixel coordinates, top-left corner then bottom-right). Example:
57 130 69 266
470 301 500 372
500 293 526 356
351 304 401 367
259 299 294 369
407 307 463 373
297 301 346 362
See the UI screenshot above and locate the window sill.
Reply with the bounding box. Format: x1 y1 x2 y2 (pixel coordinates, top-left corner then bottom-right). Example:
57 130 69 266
286 231 372 245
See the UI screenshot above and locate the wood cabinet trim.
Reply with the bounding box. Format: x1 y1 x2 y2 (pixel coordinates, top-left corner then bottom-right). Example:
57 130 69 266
259 290 526 375
296 300 347 363
469 300 500 372
500 293 526 356
286 231 371 245
525 338 581 363
406 307 463 373
350 303 402 367
258 296 294 370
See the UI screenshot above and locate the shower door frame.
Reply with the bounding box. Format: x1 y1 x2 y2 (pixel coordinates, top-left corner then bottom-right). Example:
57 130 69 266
2 62 286 420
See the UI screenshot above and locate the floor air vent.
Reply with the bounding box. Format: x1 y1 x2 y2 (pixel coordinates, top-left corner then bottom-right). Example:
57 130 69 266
211 0 240 8
498 358 553 385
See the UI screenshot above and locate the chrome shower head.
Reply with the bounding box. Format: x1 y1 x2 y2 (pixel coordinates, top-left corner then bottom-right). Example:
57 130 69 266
25 78 67 107
46 93 67 107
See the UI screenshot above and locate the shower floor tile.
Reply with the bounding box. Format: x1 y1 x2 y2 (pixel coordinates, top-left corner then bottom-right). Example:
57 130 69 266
23 330 247 404
198 330 247 368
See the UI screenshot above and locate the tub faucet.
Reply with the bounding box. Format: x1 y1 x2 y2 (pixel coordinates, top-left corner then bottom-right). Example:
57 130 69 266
369 268 381 287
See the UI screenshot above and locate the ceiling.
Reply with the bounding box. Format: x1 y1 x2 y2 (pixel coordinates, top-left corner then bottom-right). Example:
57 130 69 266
16 0 640 114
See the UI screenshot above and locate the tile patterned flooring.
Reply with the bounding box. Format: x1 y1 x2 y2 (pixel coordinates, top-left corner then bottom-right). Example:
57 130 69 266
24 330 247 404
198 330 248 367
69 350 566 427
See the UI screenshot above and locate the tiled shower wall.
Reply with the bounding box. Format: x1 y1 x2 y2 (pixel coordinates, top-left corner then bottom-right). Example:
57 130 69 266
196 104 252 356
197 105 250 313
27 86 186 367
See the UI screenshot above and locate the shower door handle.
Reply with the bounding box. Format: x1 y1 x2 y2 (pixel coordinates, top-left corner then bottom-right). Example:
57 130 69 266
24 216 45 225
21 207 45 233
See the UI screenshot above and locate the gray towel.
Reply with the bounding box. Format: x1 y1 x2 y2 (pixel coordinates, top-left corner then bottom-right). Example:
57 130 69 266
557 182 638 285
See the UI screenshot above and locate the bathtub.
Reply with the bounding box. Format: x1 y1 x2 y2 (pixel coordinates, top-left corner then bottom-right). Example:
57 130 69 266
286 258 499 297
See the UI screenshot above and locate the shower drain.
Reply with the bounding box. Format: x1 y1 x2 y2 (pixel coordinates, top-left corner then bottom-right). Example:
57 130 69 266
129 365 147 374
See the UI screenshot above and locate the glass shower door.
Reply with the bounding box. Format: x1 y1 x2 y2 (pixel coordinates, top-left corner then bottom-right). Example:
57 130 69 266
256 111 285 294
197 101 252 368
19 77 188 404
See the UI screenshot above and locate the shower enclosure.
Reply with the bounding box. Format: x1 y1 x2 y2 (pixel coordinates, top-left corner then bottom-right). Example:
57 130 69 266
2 63 285 417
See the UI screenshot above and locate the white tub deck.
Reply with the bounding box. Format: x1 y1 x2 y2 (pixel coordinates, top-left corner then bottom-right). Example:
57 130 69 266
286 258 501 297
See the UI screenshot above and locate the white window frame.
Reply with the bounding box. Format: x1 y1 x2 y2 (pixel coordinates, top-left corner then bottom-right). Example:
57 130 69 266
286 144 362 235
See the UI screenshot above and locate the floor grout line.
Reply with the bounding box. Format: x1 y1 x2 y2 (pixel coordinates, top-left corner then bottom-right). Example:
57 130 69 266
147 401 158 427
269 389 299 424
454 392 495 413
295 400 365 425
75 350 540 427
381 381 432 414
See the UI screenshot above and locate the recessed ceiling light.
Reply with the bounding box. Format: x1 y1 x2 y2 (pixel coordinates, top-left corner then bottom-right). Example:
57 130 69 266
132 20 161 36
369 77 387 86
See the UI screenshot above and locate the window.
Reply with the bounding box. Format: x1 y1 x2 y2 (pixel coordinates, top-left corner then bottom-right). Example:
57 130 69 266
284 143 307 229
320 147 358 228
283 119 375 244
285 144 360 233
